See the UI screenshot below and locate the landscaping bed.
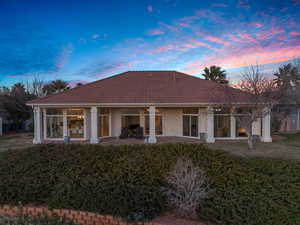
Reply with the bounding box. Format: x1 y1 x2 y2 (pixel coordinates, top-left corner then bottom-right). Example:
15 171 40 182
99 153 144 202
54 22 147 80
0 143 299 225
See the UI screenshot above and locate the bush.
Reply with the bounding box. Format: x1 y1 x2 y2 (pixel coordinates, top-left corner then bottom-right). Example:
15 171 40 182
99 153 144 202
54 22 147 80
0 212 81 225
0 143 299 225
164 157 210 219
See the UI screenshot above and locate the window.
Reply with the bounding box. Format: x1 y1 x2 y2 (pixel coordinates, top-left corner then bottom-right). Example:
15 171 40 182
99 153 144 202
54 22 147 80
99 108 109 137
66 109 84 138
46 116 63 138
214 107 230 137
45 108 85 139
235 115 249 137
46 109 64 139
183 108 198 137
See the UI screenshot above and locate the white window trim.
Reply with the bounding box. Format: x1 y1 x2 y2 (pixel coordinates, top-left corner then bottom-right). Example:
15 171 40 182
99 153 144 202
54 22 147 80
44 109 86 140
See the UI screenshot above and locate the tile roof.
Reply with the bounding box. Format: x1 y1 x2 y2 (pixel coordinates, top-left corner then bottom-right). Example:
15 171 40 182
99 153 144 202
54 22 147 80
27 71 252 105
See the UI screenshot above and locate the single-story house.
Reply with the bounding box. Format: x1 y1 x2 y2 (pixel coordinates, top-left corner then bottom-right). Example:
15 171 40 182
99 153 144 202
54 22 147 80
27 71 272 144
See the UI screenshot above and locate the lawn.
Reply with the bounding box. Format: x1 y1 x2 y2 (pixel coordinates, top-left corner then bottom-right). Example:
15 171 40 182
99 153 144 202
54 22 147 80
0 143 299 225
0 133 34 152
206 133 300 160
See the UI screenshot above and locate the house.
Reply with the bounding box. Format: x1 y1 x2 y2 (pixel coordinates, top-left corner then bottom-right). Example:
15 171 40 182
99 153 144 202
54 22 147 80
27 71 272 144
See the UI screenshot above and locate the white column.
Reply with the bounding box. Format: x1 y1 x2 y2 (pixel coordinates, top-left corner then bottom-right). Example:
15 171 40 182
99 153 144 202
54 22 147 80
261 107 272 142
43 108 47 140
90 106 99 144
33 106 42 144
140 109 145 135
297 108 300 131
84 108 89 140
63 110 68 137
148 106 157 143
230 114 236 139
0 117 3 136
206 107 215 143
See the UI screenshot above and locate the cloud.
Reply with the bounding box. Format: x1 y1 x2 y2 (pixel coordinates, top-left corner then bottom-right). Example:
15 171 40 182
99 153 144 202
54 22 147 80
211 3 227 8
294 0 300 5
185 43 300 73
92 34 100 39
202 34 230 46
237 0 250 9
239 33 257 43
147 5 153 12
290 31 300 36
55 43 73 70
147 29 164 35
252 22 263 28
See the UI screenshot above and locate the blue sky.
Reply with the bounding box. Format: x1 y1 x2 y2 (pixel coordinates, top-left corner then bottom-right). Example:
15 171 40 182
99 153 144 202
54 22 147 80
1 0 300 86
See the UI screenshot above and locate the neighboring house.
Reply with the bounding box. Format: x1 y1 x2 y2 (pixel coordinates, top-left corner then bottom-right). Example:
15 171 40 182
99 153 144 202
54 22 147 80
274 105 300 132
27 71 272 144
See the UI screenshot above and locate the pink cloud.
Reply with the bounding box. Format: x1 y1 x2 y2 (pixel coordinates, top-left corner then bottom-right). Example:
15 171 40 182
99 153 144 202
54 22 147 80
152 44 175 53
277 35 286 41
148 29 164 35
239 33 257 43
211 3 227 7
252 22 263 28
290 31 300 36
147 5 153 12
203 35 230 46
257 27 284 40
186 45 300 73
55 43 73 70
182 39 212 49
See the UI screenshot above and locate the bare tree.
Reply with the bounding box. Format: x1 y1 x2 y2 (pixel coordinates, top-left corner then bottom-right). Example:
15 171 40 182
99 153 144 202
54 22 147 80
213 65 276 151
26 75 46 97
163 158 211 219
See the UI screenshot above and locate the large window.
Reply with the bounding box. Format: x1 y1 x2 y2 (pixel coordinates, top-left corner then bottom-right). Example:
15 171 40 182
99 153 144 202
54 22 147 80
67 109 84 138
214 108 230 137
46 109 63 139
46 108 85 139
98 108 109 137
183 108 198 137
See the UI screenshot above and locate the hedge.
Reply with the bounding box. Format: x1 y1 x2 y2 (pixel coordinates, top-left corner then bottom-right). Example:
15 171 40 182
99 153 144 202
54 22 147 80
0 143 299 225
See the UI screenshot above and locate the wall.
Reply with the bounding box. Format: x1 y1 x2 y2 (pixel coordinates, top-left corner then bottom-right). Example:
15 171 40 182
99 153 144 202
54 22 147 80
0 205 163 225
163 108 183 136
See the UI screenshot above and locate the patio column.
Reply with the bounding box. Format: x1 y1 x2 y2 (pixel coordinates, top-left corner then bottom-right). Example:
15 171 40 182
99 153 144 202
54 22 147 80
148 106 157 143
0 117 3 136
206 107 215 143
33 106 43 144
261 107 272 142
90 106 99 144
230 114 236 139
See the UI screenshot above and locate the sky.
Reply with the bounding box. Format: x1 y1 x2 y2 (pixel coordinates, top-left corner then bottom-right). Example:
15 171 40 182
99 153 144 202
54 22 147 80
1 0 300 86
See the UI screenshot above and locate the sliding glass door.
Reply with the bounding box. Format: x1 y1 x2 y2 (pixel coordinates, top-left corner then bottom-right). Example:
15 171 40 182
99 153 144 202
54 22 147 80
182 108 198 137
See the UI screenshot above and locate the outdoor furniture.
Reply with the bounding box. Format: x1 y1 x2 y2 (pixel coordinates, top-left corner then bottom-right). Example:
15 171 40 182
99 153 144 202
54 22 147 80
135 127 144 139
119 127 129 139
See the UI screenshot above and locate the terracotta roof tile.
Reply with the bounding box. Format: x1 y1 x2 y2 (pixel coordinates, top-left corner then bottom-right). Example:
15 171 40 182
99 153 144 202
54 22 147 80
27 71 252 105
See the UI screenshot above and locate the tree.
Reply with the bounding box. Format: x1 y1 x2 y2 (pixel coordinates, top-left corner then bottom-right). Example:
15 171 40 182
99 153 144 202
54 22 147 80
2 83 35 130
202 65 229 84
42 79 70 95
215 65 276 151
26 76 46 98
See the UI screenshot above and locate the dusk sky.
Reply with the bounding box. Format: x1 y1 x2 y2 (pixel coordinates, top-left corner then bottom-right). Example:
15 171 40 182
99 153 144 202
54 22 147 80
1 0 300 86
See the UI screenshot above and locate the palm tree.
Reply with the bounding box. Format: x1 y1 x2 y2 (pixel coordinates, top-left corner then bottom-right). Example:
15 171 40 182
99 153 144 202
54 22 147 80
42 80 70 95
202 65 228 84
274 63 300 88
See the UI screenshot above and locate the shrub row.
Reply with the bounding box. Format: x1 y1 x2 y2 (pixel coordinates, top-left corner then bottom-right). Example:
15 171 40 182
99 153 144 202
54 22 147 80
0 143 299 225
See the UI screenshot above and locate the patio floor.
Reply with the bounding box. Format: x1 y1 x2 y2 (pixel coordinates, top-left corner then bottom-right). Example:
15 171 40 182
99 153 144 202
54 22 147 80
100 136 204 145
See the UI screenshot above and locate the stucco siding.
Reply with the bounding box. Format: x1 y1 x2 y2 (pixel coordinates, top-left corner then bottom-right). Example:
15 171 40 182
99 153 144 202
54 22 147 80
163 109 183 136
111 108 121 137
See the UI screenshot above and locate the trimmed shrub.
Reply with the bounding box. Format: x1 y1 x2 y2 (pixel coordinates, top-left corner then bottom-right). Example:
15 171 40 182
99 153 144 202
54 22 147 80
0 143 299 225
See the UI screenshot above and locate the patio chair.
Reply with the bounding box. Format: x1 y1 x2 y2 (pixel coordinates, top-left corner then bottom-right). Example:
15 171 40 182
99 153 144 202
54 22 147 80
135 127 144 139
119 128 129 139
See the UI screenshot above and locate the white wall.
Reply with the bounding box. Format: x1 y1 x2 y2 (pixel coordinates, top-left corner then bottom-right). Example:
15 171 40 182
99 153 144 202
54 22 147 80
163 108 183 136
111 108 122 137
252 118 261 135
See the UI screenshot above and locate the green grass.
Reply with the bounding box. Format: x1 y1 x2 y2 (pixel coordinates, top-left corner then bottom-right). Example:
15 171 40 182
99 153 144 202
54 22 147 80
206 133 300 160
279 132 300 148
